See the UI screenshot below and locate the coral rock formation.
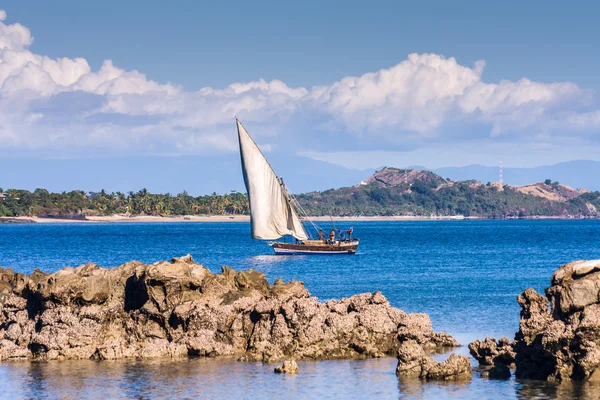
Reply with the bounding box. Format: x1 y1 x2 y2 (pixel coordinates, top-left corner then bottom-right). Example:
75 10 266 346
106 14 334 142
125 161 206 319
395 341 471 380
512 260 600 380
468 337 515 366
471 260 600 381
0 255 458 363
274 359 299 374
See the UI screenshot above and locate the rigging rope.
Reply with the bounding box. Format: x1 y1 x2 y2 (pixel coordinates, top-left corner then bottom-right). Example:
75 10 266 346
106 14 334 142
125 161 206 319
288 190 322 236
280 179 322 238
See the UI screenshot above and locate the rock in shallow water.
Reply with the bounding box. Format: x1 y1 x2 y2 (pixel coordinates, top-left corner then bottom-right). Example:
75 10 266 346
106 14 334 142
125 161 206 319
0 256 458 363
395 341 471 380
274 360 299 374
470 260 600 381
488 363 511 380
468 337 515 366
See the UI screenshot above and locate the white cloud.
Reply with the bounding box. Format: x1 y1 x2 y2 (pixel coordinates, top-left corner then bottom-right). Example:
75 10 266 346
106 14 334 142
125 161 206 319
0 9 599 157
312 54 485 133
566 111 600 128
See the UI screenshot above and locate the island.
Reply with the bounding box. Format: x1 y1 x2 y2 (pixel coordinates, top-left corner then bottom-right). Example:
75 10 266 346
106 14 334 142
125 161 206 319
2 168 599 221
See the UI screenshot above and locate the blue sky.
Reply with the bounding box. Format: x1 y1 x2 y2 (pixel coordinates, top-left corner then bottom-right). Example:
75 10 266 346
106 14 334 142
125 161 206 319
4 1 599 91
1 1 600 190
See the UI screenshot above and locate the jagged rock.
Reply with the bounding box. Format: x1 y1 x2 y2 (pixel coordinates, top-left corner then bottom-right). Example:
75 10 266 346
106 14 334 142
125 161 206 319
427 354 471 380
396 341 471 380
512 260 600 381
397 313 460 349
571 260 600 279
274 359 299 374
468 337 515 366
395 340 428 377
516 288 553 345
488 363 511 379
0 255 458 362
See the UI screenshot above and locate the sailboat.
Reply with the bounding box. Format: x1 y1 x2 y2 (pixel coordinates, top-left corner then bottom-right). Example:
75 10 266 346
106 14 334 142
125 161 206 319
236 119 359 255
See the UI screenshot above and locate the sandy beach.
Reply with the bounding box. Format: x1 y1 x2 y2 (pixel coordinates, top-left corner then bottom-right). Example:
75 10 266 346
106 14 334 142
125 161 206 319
1 214 470 224
2 215 251 224
2 214 590 224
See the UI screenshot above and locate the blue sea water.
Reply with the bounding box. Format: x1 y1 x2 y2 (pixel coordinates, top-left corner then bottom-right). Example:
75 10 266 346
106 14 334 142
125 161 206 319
0 220 599 399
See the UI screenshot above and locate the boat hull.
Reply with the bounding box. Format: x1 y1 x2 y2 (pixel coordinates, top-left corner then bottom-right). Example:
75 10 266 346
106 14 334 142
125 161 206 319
271 240 359 255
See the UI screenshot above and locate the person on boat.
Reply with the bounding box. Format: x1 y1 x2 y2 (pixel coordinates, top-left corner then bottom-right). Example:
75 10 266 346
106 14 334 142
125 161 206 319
340 229 346 242
318 229 325 242
346 227 353 240
329 229 336 244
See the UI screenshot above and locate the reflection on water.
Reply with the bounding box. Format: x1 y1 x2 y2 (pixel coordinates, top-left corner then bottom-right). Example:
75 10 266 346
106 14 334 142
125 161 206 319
515 379 596 400
247 254 307 277
247 254 301 265
0 357 597 400
397 376 473 400
3 221 600 398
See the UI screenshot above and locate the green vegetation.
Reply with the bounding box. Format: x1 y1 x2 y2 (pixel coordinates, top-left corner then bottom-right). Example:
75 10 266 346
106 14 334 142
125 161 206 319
1 170 600 219
0 188 248 218
295 181 600 218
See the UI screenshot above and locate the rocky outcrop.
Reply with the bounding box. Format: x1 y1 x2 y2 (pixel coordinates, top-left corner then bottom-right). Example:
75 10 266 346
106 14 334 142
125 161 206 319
0 255 458 362
480 363 511 379
509 260 600 381
397 313 459 349
469 336 515 380
365 168 447 187
36 209 87 220
468 337 515 366
274 359 299 374
0 217 36 224
395 340 471 380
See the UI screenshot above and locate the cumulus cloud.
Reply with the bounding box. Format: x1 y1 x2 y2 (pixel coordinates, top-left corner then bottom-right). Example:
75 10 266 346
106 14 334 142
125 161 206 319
0 9 598 157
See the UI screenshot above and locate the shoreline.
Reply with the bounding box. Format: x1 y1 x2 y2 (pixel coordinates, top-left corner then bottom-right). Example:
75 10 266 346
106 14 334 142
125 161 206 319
1 215 251 224
1 214 598 224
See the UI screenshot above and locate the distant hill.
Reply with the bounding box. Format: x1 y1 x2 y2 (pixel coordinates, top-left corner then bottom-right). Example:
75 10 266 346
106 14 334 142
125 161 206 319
296 167 600 218
431 160 600 191
365 168 447 187
0 154 374 195
2 166 599 219
2 155 599 195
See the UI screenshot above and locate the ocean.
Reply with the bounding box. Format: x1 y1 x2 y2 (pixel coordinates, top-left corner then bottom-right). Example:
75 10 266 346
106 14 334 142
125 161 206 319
1 220 599 399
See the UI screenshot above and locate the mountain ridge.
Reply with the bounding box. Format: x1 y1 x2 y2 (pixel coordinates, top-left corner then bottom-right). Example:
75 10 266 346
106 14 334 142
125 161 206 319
364 167 589 202
429 160 600 191
295 167 600 218
2 162 600 220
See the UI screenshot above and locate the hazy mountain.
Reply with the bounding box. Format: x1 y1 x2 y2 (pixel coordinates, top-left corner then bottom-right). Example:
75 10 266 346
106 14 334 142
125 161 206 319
431 160 600 191
2 157 599 195
0 155 374 196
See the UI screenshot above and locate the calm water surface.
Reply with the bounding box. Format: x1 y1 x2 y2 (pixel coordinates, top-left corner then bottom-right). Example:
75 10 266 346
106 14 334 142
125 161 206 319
1 220 599 399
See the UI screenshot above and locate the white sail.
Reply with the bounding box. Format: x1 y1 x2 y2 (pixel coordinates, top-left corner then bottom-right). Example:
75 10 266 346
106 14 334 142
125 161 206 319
237 119 308 240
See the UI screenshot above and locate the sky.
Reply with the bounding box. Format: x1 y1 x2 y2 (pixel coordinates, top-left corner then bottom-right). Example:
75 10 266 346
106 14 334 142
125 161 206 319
1 0 600 191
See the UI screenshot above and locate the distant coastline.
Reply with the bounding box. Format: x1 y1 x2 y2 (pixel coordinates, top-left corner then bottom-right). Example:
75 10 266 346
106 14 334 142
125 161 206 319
2 168 600 222
2 214 597 224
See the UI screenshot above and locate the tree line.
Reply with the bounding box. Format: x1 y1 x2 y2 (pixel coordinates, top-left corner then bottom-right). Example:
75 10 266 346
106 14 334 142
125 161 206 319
295 180 600 218
0 188 249 218
1 180 600 219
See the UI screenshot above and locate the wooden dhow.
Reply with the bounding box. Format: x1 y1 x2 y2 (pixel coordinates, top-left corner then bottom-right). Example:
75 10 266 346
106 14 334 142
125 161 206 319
236 119 359 255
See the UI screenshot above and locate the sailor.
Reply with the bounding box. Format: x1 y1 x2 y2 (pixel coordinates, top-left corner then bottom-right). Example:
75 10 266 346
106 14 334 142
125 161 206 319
346 227 353 240
318 229 325 242
329 229 336 244
340 229 346 242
